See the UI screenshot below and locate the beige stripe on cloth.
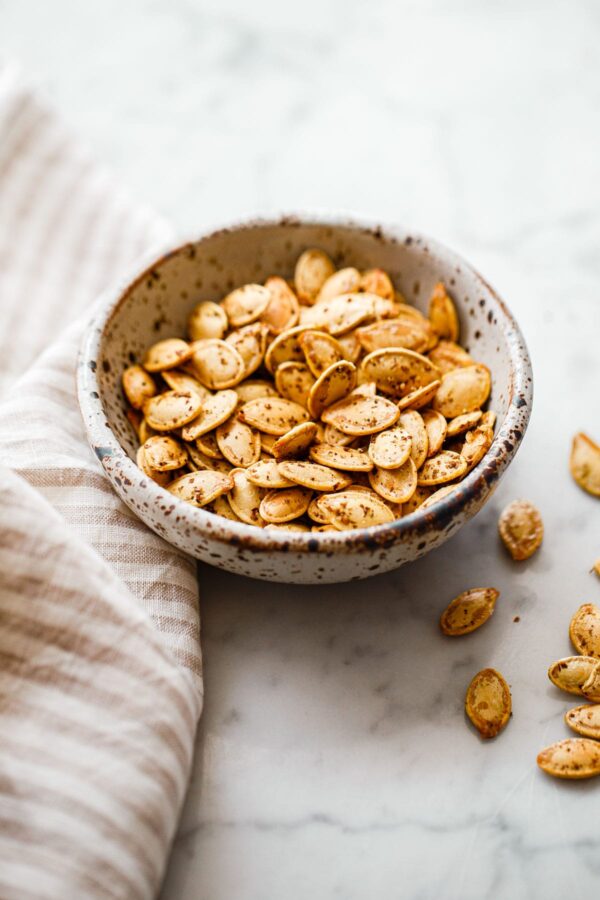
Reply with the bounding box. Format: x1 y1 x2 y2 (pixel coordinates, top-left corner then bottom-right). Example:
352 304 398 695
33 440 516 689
0 63 203 899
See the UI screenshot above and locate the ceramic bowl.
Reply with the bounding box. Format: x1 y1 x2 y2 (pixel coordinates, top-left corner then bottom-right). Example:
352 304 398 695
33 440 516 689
77 216 532 584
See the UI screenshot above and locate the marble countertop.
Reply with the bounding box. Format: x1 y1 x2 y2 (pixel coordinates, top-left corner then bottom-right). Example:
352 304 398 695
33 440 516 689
4 1 600 897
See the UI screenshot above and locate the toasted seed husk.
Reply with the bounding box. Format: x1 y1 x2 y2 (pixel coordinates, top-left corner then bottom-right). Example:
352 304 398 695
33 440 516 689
465 668 511 739
143 435 188 471
260 433 278 455
239 397 310 436
187 444 221 471
446 410 483 438
432 364 491 418
319 490 395 530
368 426 412 470
322 423 355 446
440 587 499 636
321 393 399 436
275 362 315 408
143 338 193 372
402 485 433 514
419 485 456 510
309 442 373 472
191 339 245 389
245 459 295 489
581 662 600 701
278 460 352 492
315 267 361 304
122 365 157 409
352 381 377 398
359 348 441 398
228 469 266 526
537 738 600 779
320 292 377 335
547 656 599 695
498 499 543 561
399 410 428 469
262 276 300 333
225 323 267 378
260 487 312 523
428 340 474 374
181 390 238 440
336 329 362 363
307 494 333 524
570 432 600 496
168 469 233 506
368 458 417 504
136 446 172 486
356 316 433 355
461 424 494 471
272 422 318 460
294 249 335 304
161 368 211 400
222 284 270 326
234 379 279 403
481 410 496 429
299 330 344 377
307 360 357 419
396 380 441 411
215 417 261 468
360 268 395 300
422 409 447 457
428 282 460 341
196 431 224 459
570 603 600 658
264 324 310 373
418 450 467 486
188 301 228 341
209 493 242 521
144 390 203 431
565 704 600 739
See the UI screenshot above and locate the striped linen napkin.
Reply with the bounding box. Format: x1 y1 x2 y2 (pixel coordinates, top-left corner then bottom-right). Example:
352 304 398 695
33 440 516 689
0 63 203 899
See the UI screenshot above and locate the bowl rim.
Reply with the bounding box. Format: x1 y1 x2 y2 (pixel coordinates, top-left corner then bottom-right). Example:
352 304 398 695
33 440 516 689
77 213 533 554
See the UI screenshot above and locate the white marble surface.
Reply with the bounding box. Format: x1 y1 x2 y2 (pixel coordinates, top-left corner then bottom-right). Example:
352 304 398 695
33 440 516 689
3 1 600 897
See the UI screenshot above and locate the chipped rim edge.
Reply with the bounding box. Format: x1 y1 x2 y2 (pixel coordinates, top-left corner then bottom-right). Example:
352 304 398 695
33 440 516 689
77 212 533 555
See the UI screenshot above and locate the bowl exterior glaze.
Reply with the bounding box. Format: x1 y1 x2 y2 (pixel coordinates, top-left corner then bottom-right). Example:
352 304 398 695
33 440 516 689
77 217 532 584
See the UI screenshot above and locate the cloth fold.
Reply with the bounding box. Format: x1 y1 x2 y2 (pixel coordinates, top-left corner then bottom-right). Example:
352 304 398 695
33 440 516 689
0 63 203 899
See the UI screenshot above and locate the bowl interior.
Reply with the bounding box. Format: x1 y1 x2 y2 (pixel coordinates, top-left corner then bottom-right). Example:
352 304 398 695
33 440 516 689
97 220 522 472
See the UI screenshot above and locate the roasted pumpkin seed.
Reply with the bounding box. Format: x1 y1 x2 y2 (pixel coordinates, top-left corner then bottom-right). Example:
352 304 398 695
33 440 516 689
428 340 473 374
168 469 233 506
418 451 467 486
422 409 447 457
432 364 491 418
162 368 211 400
310 442 373 472
234 379 279 403
144 390 203 431
228 469 266 526
359 348 440 398
264 324 309 373
294 249 335 304
272 422 318 460
440 587 499 636
143 435 188 471
196 430 224 459
192 339 245 389
396 380 441 411
181 390 238 440
222 283 271 327
565 704 600 740
319 490 395 530
299 329 344 377
316 267 361 304
321 393 399 436
446 410 483 438
245 459 295 489
278 460 352 492
188 301 228 341
122 365 157 409
260 487 312 524
428 282 459 341
498 500 543 561
356 317 433 355
547 656 599 695
465 668 511 739
262 276 299 333
581 662 600 701
143 338 193 372
368 426 412 470
570 432 600 496
210 494 241 521
239 397 309 436
307 360 357 419
399 410 428 469
369 458 417 504
216 417 261 468
419 485 456 510
225 323 267 378
275 361 315 408
570 603 600 658
537 739 600 779
136 446 172 486
360 268 394 300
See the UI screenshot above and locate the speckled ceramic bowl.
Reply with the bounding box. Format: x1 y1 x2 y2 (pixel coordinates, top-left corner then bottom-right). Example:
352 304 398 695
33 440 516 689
77 216 532 583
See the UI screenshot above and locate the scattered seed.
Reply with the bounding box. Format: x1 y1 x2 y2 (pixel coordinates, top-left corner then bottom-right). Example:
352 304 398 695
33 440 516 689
465 668 511 739
498 500 543 561
537 739 600 779
440 587 499 636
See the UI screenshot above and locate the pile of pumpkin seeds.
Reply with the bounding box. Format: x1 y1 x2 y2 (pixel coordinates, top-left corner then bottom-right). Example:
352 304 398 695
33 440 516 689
122 249 496 532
